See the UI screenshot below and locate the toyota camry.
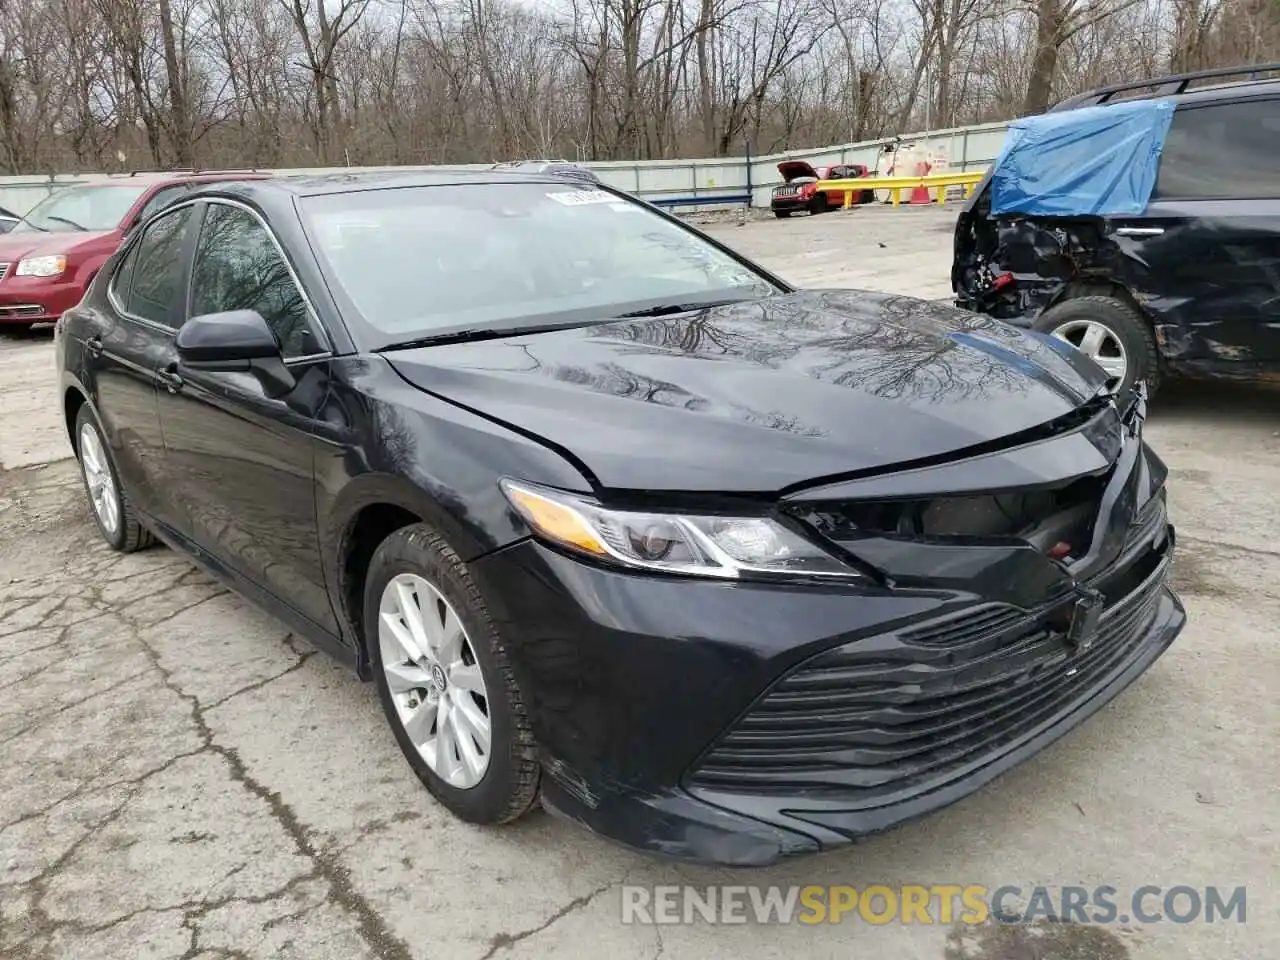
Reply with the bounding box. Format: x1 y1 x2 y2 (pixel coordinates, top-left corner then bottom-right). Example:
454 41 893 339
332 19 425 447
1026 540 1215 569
54 171 1185 865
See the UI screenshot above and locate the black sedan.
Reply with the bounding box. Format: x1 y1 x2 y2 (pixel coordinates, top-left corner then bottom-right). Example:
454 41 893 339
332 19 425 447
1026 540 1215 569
54 172 1185 866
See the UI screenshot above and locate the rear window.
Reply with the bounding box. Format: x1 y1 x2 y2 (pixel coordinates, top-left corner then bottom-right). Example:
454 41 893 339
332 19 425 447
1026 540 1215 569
1154 99 1280 200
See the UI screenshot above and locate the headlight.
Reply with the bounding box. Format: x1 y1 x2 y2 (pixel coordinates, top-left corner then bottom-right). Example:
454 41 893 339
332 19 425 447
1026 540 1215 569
16 255 67 277
500 479 859 579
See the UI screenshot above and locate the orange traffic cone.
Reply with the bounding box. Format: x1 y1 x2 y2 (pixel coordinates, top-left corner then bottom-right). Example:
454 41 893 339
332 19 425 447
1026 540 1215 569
909 160 933 204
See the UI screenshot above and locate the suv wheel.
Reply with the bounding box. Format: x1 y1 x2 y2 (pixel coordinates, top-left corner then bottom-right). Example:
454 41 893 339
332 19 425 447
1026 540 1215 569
809 193 829 215
364 523 540 824
1033 295 1160 399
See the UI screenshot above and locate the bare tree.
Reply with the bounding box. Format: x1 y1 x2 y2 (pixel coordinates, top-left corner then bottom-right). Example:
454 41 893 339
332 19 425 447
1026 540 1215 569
1 0 1278 175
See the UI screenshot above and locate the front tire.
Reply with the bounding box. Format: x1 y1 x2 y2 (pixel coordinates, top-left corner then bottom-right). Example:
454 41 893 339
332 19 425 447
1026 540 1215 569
809 194 829 215
74 405 154 552
773 209 791 219
1033 295 1160 399
364 523 539 824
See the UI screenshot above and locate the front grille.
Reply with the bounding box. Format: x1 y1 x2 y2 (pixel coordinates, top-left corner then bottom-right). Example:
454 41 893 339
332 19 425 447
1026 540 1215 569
0 304 43 318
773 186 799 197
688 538 1171 800
0 262 9 281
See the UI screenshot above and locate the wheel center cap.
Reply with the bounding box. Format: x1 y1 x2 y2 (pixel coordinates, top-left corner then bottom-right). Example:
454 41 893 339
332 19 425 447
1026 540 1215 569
429 663 447 694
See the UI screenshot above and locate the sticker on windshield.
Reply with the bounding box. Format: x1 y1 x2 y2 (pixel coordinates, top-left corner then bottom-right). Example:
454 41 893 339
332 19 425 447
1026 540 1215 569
546 190 616 206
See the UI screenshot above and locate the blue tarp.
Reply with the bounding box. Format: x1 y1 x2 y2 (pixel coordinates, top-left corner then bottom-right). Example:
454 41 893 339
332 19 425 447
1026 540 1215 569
990 99 1175 217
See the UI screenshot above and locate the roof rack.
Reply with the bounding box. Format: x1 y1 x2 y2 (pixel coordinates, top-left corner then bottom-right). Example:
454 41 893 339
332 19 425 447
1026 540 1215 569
107 168 196 177
1051 62 1280 112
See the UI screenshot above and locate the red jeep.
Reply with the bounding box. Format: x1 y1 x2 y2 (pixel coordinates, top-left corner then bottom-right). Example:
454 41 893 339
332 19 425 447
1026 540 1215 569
770 161 874 218
0 172 266 330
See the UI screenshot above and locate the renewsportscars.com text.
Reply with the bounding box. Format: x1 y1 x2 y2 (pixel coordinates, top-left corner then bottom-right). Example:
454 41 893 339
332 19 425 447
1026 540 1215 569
620 884 1247 926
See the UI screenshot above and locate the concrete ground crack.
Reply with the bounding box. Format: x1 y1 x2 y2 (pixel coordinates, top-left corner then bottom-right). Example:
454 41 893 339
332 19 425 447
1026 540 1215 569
651 926 665 960
126 616 415 960
0 667 153 749
479 880 620 959
202 650 318 711
1178 533 1280 560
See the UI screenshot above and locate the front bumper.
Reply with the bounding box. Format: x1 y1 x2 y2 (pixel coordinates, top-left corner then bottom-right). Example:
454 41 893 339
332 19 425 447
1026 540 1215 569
771 194 811 213
471 516 1184 866
0 275 84 323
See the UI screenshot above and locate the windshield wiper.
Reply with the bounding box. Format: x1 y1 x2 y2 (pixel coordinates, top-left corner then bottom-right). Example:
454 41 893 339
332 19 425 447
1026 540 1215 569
10 212 47 232
375 318 606 352
612 297 755 319
44 214 88 231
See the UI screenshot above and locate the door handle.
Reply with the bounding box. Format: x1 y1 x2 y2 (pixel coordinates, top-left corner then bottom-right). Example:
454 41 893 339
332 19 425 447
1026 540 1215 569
86 335 103 358
158 364 184 394
1113 226 1164 237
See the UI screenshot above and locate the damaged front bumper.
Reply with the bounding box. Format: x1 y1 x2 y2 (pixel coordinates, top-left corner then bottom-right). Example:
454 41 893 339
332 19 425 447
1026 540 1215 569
470 397 1184 866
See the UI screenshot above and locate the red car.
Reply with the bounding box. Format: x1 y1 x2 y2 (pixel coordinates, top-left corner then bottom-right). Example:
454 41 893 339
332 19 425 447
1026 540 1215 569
0 172 265 330
770 161 874 218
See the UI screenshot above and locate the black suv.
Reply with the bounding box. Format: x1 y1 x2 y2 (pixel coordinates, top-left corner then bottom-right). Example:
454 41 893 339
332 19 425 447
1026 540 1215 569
953 63 1280 396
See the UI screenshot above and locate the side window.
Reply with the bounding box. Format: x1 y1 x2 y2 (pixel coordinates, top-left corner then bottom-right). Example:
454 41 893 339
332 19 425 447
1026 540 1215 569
124 206 194 327
134 185 189 225
190 204 322 358
1155 100 1280 200
110 243 140 309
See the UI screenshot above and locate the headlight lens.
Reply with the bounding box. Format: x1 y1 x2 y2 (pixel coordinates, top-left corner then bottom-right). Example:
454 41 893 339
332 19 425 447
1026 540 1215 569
16 255 67 277
500 479 859 579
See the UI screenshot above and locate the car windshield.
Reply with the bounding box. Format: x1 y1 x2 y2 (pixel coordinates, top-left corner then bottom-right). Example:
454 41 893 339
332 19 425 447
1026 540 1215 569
301 183 778 346
11 184 148 233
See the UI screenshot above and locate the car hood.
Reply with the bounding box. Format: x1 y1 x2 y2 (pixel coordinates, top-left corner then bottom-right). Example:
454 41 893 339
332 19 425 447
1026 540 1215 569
777 160 821 182
0 230 115 261
385 290 1111 493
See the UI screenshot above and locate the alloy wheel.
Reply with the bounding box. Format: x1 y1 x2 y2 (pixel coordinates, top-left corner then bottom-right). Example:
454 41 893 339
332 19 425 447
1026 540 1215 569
378 573 492 789
79 423 120 537
1050 319 1128 382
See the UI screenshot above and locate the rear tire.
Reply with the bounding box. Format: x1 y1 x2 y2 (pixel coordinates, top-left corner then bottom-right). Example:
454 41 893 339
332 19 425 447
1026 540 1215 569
1032 295 1160 400
364 523 540 825
74 405 155 552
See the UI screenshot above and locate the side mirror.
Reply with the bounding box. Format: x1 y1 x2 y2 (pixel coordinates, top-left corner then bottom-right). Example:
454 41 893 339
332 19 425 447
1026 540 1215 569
176 310 295 397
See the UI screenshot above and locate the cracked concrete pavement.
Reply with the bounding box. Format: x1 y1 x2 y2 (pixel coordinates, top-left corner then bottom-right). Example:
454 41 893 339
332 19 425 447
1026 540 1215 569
1 204 1277 959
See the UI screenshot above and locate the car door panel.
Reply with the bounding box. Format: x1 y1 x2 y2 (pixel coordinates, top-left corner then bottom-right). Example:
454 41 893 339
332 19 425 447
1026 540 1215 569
1119 97 1280 365
155 200 339 634
156 359 338 632
85 205 197 526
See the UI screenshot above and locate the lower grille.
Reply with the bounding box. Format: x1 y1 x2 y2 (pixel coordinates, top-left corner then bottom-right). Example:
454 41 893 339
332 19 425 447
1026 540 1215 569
0 304 43 318
688 540 1171 800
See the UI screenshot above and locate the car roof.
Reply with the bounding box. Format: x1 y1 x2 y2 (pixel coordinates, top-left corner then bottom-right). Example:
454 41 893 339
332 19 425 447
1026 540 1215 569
186 168 607 202
1053 67 1280 112
80 172 272 188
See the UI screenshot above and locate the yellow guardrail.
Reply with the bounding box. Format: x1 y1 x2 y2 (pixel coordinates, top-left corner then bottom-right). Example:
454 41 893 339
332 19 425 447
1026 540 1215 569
815 171 986 208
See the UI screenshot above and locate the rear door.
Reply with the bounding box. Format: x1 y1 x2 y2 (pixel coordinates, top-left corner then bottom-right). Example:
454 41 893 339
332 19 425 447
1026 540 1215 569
1107 96 1280 365
90 202 198 527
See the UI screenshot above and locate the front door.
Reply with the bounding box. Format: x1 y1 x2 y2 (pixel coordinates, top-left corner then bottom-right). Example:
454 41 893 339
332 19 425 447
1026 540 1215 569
1108 96 1280 366
155 199 339 634
87 203 198 527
